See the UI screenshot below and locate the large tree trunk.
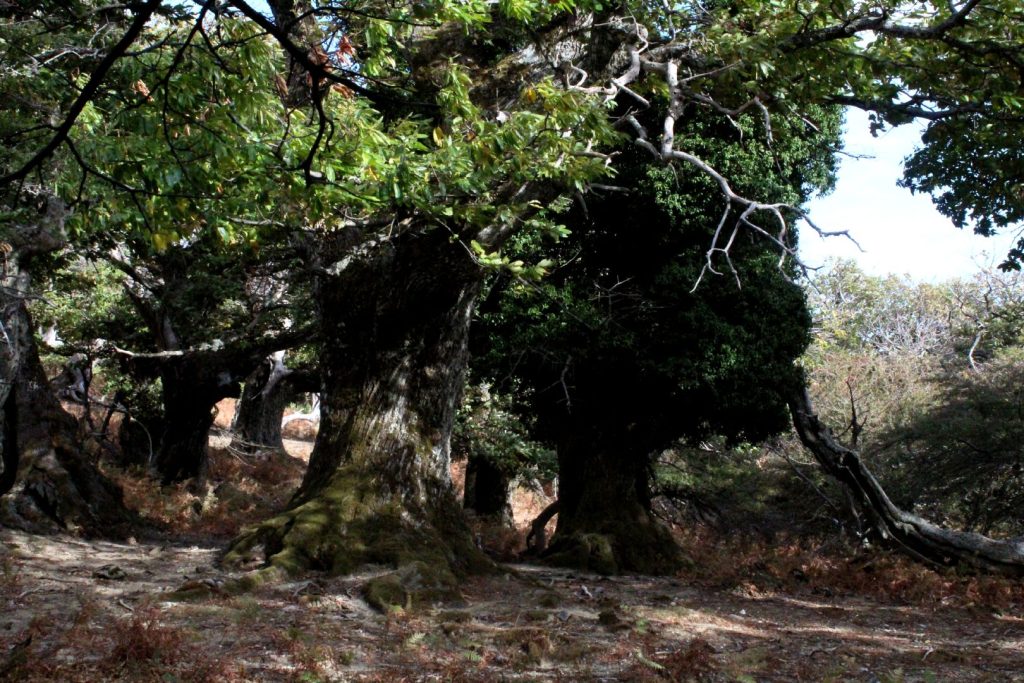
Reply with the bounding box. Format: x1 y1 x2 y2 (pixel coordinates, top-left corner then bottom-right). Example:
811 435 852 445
231 354 290 452
152 362 237 484
225 232 489 597
230 354 317 453
2 322 133 536
0 193 132 535
788 383 1024 576
544 431 684 575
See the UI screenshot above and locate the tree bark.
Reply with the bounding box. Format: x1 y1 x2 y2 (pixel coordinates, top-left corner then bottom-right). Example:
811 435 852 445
231 354 290 452
118 334 308 482
230 354 317 453
0 192 132 536
152 361 239 483
544 431 685 575
788 383 1024 576
3 324 133 536
225 231 490 590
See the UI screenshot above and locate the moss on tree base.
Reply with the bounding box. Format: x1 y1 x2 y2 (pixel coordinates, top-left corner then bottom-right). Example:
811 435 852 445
363 561 463 612
543 516 690 576
221 465 490 608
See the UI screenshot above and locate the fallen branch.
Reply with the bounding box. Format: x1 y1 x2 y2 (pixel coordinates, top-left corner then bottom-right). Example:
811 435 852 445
788 377 1024 576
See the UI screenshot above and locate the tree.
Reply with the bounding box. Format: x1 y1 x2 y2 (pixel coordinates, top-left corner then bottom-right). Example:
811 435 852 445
0 1 145 533
106 237 310 482
3 0 1024 583
35 228 311 481
882 349 1024 537
808 261 956 358
950 267 1024 368
800 262 953 459
453 384 554 525
802 266 1024 539
0 195 132 535
789 381 1024 575
792 262 1024 572
474 102 838 573
230 352 318 454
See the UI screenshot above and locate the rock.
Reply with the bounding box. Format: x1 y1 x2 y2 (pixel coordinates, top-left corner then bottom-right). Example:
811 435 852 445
93 564 127 580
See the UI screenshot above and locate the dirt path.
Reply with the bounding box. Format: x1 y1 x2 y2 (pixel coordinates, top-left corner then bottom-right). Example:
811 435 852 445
2 528 1022 682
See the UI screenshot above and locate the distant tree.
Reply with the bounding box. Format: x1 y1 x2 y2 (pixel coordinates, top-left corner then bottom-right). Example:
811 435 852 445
230 351 318 455
36 231 311 481
800 262 951 454
808 261 955 358
881 349 1024 536
790 267 1024 574
453 384 554 526
950 267 1024 368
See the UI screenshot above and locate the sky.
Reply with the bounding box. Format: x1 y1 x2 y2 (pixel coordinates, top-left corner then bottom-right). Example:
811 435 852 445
799 108 1019 283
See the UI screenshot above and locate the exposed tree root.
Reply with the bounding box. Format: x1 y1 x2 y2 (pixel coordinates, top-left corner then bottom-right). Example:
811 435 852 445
221 465 491 609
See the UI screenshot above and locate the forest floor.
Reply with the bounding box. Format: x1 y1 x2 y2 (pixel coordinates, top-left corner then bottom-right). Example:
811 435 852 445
1 421 1023 681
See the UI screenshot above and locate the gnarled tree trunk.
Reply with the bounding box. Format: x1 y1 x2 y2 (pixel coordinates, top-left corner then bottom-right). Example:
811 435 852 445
544 429 684 575
788 383 1024 576
0 193 132 536
230 354 317 453
118 335 306 483
231 353 291 453
153 360 241 484
226 231 489 595
3 320 133 536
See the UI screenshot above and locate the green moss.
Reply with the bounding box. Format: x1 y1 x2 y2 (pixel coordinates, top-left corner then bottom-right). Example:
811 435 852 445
362 562 461 613
221 462 492 603
537 591 561 608
544 533 618 575
363 574 409 612
542 515 690 576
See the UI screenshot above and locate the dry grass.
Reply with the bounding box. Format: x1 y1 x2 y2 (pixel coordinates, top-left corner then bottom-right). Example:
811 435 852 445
672 526 1024 612
1 600 239 682
5 409 1021 682
110 445 306 539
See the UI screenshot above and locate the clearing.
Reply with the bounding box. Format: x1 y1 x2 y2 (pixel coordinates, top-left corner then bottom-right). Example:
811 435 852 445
1 425 1022 681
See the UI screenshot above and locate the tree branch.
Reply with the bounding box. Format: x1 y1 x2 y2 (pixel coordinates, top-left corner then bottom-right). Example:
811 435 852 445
0 0 163 187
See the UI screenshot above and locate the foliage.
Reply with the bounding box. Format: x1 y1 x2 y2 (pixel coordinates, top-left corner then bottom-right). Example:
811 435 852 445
949 267 1024 364
453 384 556 482
802 261 1024 537
902 117 1024 269
5 1 1023 266
806 260 956 357
652 440 780 529
3 0 1024 576
2 4 617 258
477 103 839 461
881 349 1024 536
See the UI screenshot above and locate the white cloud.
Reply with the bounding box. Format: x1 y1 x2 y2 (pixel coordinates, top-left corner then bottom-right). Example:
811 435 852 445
800 109 1017 282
